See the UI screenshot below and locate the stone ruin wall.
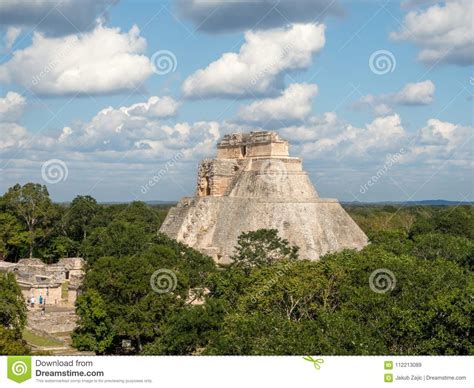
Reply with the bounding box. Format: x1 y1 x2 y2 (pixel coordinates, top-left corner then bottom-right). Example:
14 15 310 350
0 258 85 307
196 158 248 197
216 132 289 160
28 309 79 334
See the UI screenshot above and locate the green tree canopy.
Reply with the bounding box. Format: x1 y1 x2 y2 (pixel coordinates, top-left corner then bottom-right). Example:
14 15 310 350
0 273 27 334
73 234 216 354
204 249 472 355
0 213 28 261
65 195 99 241
72 289 115 354
231 229 299 270
2 183 54 258
0 273 29 355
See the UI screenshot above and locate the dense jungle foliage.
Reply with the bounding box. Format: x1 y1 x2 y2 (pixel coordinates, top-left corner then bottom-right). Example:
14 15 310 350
0 183 472 355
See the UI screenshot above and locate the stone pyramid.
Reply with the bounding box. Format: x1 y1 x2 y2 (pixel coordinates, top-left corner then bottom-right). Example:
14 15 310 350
160 131 368 264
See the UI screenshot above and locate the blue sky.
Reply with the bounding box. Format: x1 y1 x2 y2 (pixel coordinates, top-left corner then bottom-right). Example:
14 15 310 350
0 0 472 202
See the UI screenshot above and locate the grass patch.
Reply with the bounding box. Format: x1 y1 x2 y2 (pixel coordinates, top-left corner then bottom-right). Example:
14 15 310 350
22 328 64 347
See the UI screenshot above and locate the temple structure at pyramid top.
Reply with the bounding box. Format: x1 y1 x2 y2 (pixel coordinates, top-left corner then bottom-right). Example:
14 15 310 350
160 131 367 263
216 131 289 158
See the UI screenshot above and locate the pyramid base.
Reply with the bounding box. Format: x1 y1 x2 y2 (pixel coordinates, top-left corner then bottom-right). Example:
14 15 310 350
160 196 368 264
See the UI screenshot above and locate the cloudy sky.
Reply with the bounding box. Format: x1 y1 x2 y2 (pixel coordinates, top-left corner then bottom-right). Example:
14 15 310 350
0 0 472 202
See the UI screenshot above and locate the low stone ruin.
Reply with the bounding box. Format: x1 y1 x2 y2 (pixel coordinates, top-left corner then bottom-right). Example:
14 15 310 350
0 257 85 307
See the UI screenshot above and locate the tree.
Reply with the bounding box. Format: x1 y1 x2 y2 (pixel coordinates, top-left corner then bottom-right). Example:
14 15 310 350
2 183 53 258
80 221 153 263
410 206 474 239
0 213 28 261
142 299 226 355
114 201 163 234
433 207 474 239
366 229 413 256
65 195 99 241
0 273 29 355
412 232 474 270
0 327 29 355
44 236 79 262
203 249 472 355
72 290 115 354
0 273 27 334
73 234 216 354
231 229 299 270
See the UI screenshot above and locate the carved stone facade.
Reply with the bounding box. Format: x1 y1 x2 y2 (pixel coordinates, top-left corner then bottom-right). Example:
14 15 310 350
196 132 293 198
196 158 244 197
160 131 368 264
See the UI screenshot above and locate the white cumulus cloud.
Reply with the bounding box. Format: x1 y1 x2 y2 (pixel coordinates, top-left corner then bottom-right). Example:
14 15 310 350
281 113 407 162
280 112 339 142
391 0 473 66
402 118 474 169
353 80 435 115
393 80 435 105
4 26 22 49
237 83 318 124
0 91 26 121
0 24 154 96
52 96 181 153
417 118 472 151
0 122 27 150
1 92 472 201
124 96 180 119
281 111 472 171
0 91 27 150
182 23 326 98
